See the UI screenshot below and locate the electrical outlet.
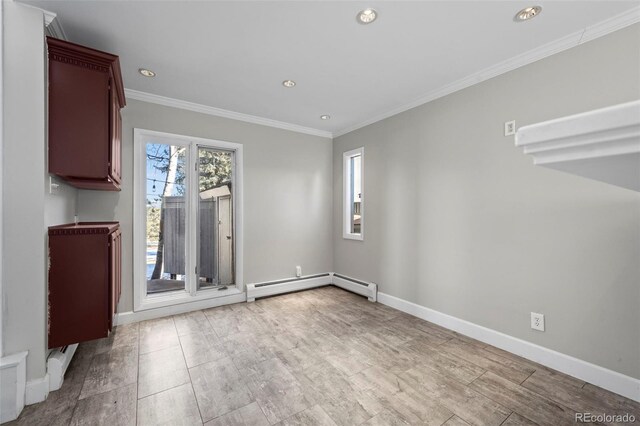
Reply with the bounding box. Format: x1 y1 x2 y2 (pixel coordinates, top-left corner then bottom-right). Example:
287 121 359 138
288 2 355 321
505 120 516 136
49 176 61 195
531 312 545 331
295 266 302 278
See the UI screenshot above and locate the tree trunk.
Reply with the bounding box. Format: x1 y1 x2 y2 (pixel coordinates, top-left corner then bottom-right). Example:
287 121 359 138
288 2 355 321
150 200 165 279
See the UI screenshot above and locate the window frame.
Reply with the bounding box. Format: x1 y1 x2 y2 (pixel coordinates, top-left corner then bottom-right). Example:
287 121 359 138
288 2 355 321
343 147 364 241
133 128 244 312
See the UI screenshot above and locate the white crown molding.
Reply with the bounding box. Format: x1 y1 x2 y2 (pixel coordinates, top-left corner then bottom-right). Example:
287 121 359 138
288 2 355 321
377 291 640 403
516 100 640 191
333 6 640 138
45 15 68 41
124 89 333 139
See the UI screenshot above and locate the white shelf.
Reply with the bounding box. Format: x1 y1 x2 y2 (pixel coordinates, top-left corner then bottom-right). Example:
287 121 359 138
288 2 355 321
516 100 640 191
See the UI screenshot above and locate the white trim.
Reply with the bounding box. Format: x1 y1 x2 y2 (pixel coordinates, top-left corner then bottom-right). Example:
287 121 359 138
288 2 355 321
0 351 27 423
42 10 66 40
47 344 78 392
246 275 331 302
115 291 246 326
135 287 244 312
332 274 377 302
133 128 244 312
342 147 364 241
0 0 4 361
515 100 640 191
125 89 332 139
377 291 640 403
333 6 640 138
24 374 49 406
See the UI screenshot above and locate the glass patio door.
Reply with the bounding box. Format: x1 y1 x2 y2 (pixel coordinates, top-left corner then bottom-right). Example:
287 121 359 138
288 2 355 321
196 146 235 290
145 142 188 295
142 141 236 298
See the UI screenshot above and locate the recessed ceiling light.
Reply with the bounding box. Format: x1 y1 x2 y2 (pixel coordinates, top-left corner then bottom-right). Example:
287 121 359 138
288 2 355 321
515 6 542 22
320 115 331 120
357 8 378 25
138 68 156 77
282 80 296 88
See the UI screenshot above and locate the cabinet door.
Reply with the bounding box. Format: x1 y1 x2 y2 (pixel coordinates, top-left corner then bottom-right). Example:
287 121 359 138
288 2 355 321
49 59 110 179
110 85 122 185
49 234 110 348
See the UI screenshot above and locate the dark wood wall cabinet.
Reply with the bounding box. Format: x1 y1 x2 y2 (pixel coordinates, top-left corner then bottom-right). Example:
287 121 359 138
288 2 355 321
48 222 121 349
47 37 126 191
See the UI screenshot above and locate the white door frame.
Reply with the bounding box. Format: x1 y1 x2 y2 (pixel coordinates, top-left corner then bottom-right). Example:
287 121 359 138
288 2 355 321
133 128 244 312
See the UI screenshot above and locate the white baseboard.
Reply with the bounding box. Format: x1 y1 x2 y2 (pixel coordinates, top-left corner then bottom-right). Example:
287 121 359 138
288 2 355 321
0 351 28 423
47 344 78 391
25 374 49 406
377 291 640 403
246 274 331 302
332 274 377 302
114 291 246 326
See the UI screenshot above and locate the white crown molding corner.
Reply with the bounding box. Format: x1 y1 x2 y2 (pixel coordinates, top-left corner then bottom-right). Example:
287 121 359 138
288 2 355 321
333 6 640 138
377 291 640 403
124 89 333 139
42 8 55 26
45 15 68 41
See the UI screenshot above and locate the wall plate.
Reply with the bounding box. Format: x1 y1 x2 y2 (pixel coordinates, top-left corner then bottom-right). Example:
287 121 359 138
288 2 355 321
505 120 516 136
531 312 545 331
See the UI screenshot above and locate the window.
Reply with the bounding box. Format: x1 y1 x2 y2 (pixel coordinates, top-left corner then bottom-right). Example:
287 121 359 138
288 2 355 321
343 147 364 240
134 129 243 311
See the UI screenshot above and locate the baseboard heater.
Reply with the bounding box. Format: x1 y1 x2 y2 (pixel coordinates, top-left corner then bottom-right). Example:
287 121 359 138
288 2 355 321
47 343 78 391
246 272 377 302
332 273 377 302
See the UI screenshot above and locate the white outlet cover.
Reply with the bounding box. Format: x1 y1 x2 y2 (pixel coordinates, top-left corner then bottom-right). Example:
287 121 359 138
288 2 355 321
505 120 516 136
49 176 61 195
531 312 545 331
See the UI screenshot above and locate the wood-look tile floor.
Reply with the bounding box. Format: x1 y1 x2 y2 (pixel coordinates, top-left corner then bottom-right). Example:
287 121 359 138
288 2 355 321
9 286 639 426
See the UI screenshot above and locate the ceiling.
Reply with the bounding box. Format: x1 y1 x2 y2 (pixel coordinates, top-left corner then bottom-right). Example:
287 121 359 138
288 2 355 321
22 1 640 137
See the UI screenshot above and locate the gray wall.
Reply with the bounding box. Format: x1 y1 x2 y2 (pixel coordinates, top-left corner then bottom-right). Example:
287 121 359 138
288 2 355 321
78 99 333 312
2 2 47 381
2 2 80 382
45 180 77 227
333 24 640 379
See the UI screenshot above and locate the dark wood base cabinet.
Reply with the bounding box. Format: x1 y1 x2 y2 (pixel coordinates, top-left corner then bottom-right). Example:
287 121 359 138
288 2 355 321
48 222 121 349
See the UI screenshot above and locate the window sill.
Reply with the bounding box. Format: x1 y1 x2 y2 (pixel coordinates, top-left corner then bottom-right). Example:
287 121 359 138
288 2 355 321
343 233 364 241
